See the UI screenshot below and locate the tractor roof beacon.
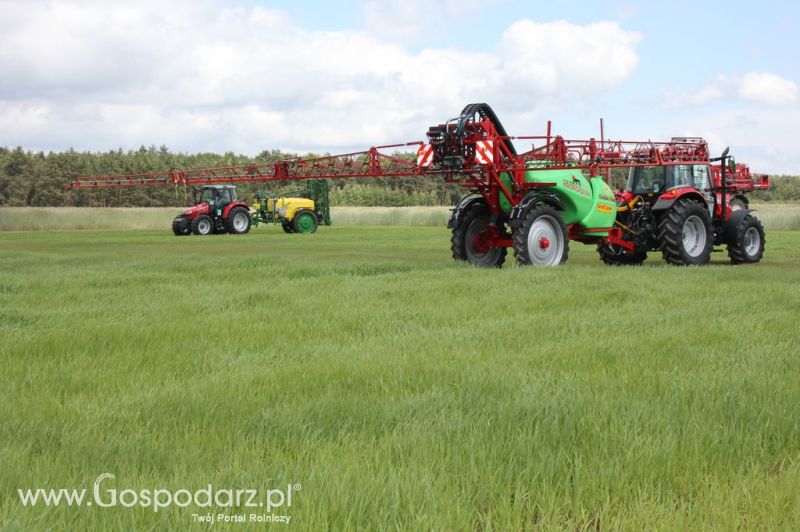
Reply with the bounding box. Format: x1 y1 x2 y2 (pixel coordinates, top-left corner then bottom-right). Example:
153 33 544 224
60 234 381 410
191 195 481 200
69 103 768 267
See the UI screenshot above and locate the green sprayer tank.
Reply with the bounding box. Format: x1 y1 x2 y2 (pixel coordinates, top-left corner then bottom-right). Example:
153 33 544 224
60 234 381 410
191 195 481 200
499 163 618 236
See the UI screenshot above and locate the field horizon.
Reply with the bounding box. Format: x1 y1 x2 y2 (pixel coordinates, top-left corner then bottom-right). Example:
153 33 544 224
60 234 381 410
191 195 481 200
1 203 799 232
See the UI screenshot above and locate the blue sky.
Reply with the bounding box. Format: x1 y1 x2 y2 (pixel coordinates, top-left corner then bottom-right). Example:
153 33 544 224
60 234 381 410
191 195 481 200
1 0 798 172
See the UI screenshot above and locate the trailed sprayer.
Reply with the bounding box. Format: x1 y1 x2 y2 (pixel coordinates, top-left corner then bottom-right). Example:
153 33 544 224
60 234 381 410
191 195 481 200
69 103 769 266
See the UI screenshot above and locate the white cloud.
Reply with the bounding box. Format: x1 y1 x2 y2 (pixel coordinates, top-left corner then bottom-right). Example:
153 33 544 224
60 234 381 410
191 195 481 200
0 1 642 155
738 72 798 106
500 20 641 101
662 72 797 109
361 0 495 41
677 109 800 174
664 82 726 108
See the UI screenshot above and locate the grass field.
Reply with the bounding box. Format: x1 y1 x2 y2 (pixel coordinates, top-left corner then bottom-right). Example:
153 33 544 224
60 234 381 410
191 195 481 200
1 221 799 529
0 207 452 231
1 203 798 231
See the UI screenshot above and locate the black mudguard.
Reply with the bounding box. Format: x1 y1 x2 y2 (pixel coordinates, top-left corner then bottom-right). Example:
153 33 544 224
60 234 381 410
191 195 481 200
508 193 564 228
172 216 190 229
447 194 486 229
652 190 707 212
723 208 753 244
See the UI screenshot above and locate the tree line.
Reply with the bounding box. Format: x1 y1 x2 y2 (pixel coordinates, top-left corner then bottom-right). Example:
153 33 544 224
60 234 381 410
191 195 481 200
0 146 798 207
0 145 464 208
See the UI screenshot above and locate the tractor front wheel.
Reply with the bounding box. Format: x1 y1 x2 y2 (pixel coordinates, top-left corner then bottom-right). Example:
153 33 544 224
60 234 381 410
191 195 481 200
293 210 319 233
727 214 765 264
657 199 712 265
191 215 213 236
513 205 569 266
281 222 295 233
225 207 251 235
172 218 190 236
450 204 507 268
597 242 647 265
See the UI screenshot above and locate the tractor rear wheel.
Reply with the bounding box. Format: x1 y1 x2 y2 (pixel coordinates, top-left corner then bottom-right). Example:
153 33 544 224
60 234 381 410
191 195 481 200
293 210 319 233
657 199 712 265
727 214 765 264
513 205 569 266
450 204 507 268
281 222 295 233
191 215 213 236
225 207 251 234
597 242 647 265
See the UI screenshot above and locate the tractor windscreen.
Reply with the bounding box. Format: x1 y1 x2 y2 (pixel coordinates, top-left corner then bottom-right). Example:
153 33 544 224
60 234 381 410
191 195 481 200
199 188 214 204
628 164 713 195
627 166 666 194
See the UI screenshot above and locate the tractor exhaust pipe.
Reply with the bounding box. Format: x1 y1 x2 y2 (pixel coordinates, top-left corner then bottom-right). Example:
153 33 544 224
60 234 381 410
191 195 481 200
712 147 730 221
720 147 729 221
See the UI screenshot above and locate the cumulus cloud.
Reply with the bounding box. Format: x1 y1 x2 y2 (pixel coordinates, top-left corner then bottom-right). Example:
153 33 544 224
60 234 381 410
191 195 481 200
663 83 726 108
738 72 798 106
0 0 642 154
500 20 641 104
663 72 797 109
676 108 800 174
362 0 495 41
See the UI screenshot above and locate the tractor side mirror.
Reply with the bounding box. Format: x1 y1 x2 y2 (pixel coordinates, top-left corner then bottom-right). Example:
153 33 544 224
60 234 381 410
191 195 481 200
728 158 736 172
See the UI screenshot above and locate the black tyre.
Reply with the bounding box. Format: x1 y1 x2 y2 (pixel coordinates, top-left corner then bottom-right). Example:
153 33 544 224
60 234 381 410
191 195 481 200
172 218 190 236
191 214 213 236
512 205 569 266
597 242 647 265
281 222 295 234
657 199 712 265
225 207 251 234
450 204 507 268
727 214 765 264
293 210 319 233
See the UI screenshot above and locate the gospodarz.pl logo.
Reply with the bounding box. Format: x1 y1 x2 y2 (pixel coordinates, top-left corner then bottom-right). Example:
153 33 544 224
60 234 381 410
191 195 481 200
18 473 300 524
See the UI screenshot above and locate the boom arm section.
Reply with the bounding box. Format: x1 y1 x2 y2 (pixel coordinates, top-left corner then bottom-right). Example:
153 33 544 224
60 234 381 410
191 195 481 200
68 143 429 189
69 104 762 197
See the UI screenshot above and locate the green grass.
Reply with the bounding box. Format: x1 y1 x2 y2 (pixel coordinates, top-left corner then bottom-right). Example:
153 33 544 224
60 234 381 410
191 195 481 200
753 203 800 230
0 207 452 231
1 226 799 530
1 203 798 231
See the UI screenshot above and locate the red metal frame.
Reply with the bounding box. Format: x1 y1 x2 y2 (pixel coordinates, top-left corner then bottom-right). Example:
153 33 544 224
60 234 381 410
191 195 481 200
70 143 428 189
711 163 770 193
67 124 712 193
69 117 767 252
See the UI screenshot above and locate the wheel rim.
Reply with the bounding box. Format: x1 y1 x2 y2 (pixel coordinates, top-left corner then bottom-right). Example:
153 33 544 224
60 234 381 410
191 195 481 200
296 213 315 233
682 215 706 257
465 216 503 266
198 219 211 234
743 226 760 256
526 215 564 265
233 212 248 232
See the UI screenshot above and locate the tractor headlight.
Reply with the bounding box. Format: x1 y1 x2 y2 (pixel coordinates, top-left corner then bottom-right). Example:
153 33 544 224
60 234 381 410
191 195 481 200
277 207 286 217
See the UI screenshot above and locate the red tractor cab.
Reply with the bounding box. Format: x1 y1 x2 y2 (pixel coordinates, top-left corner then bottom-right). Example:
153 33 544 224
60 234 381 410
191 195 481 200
172 185 252 236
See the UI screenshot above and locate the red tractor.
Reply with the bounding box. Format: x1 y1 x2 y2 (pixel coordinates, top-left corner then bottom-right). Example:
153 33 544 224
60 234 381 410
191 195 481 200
599 144 769 265
171 185 252 236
